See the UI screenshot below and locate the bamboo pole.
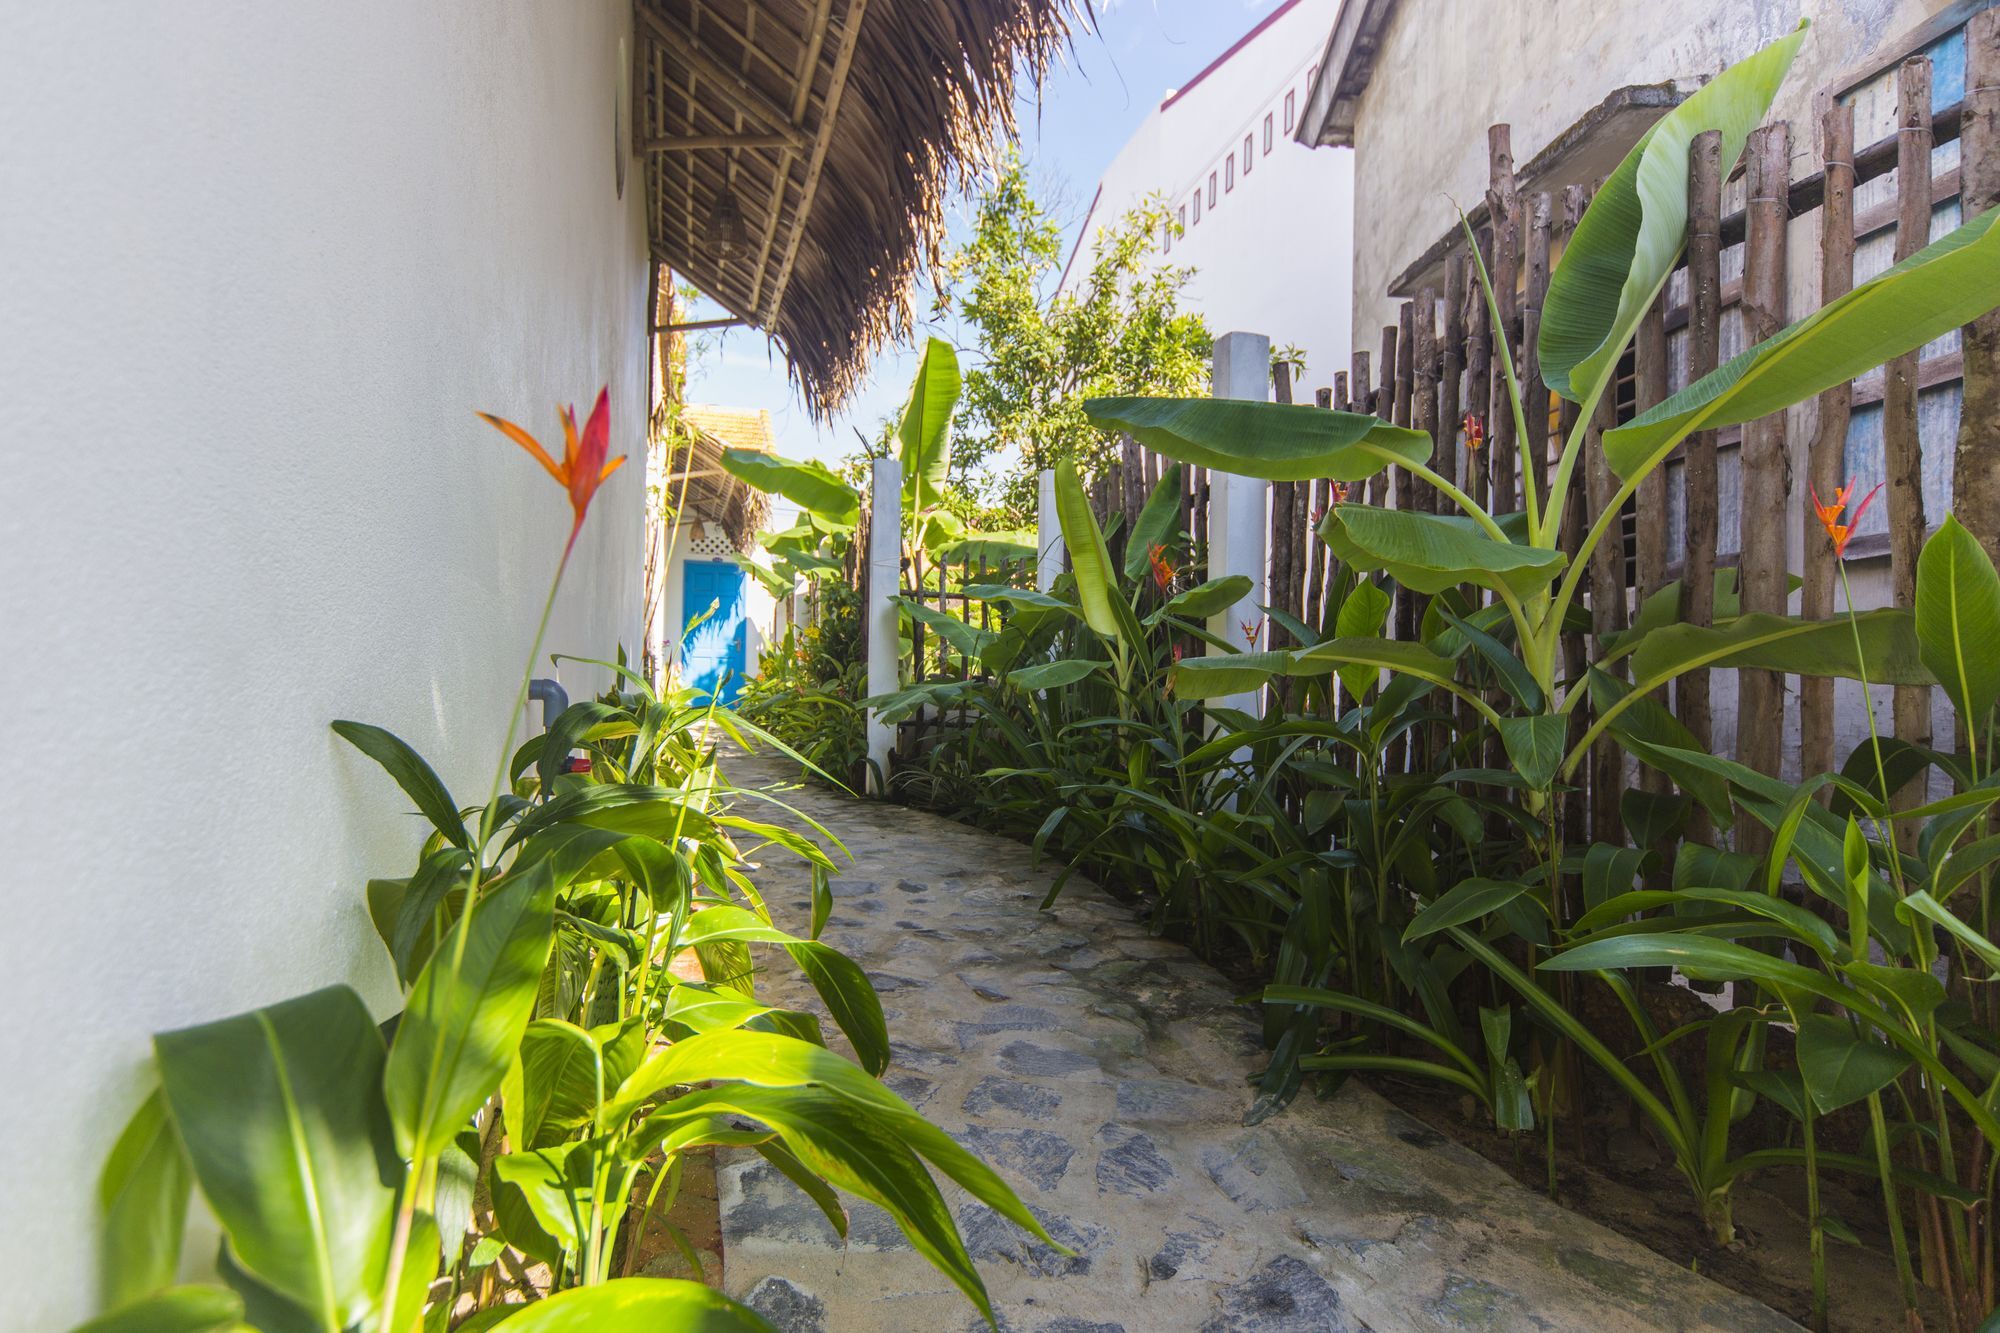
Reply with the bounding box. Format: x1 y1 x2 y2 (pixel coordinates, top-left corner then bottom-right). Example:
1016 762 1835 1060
1393 302 1417 651
1738 122 1792 809
1439 254 1467 526
1682 130 1724 762
1558 183 1591 878
1487 127 1522 516
1960 8 2000 566
1803 101 1856 788
1465 230 1494 515
1587 381 1625 844
1887 58 1934 846
1522 191 1553 505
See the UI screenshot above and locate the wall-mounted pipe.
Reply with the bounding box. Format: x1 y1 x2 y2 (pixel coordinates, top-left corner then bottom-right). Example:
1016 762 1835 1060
527 677 568 734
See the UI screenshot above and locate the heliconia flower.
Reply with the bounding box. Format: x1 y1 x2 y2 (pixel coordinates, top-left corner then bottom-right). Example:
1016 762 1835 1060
1171 643 1184 664
1148 543 1179 592
1240 617 1264 648
1810 480 1883 558
478 386 626 551
1462 413 1485 452
1333 481 1351 505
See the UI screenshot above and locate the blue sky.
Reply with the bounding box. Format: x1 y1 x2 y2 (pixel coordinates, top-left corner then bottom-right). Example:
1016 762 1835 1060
681 0 1289 466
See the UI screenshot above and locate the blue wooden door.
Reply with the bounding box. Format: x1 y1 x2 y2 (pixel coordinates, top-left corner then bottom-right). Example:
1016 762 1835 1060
681 560 748 703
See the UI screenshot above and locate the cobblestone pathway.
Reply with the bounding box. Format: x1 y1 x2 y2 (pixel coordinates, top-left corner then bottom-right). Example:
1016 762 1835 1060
721 753 1798 1333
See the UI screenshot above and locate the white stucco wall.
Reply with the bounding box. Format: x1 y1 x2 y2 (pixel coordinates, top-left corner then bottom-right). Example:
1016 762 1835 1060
0 3 650 1325
1061 0 1354 396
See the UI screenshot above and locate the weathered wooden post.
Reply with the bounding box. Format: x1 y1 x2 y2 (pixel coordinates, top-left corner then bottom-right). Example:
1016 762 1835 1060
1035 468 1064 594
1207 331 1271 719
864 457 901 794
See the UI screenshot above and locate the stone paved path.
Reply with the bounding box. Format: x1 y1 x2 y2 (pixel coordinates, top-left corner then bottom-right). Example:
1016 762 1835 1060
720 753 1799 1333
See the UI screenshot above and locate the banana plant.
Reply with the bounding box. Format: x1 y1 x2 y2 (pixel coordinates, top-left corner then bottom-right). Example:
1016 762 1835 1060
1084 18 2000 850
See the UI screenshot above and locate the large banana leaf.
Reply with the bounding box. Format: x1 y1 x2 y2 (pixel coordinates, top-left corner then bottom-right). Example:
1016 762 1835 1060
1290 636 1462 695
96 1089 194 1311
1084 396 1430 481
1628 609 1932 689
1169 650 1293 700
153 986 400 1330
894 597 995 659
1329 581 1392 700
1054 460 1121 642
1319 505 1566 601
720 449 860 529
385 860 557 1160
938 529 1037 564
1145 574 1253 627
1916 515 2000 729
493 1278 776 1331
1124 462 1186 579
1539 23 1805 403
1606 207 2000 478
899 336 960 515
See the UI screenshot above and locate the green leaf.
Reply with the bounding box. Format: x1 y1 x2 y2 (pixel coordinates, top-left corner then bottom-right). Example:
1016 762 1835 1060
1405 878 1533 943
331 720 468 849
1083 396 1431 481
1145 575 1253 627
1053 459 1121 643
1629 610 1932 690
389 847 472 986
490 1278 776 1331
1291 636 1464 700
1733 1068 1809 1122
937 529 1037 564
1437 606 1542 710
1795 1014 1913 1114
491 1140 595 1266
153 987 399 1330
1004 658 1107 690
1319 505 1566 601
1897 890 2000 979
511 1018 645 1149
898 336 960 515
1605 205 2000 479
97 1088 192 1310
1916 514 2000 730
719 449 860 529
387 860 558 1160
894 597 994 659
73 1286 250 1333
1540 22 1805 404
1124 463 1185 579
677 905 889 1075
1496 715 1566 790
1169 650 1292 700
1329 582 1392 699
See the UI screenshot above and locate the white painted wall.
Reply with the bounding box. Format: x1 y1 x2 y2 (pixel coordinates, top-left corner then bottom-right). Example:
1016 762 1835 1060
0 4 650 1325
1060 0 1353 396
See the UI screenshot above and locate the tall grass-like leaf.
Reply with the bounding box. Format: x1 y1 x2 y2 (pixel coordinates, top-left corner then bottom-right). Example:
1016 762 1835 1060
1124 463 1186 579
386 860 558 1160
331 721 468 849
1083 396 1431 481
72 1286 250 1333
1004 658 1108 690
1916 514 2000 732
894 597 995 659
1404 878 1533 943
1605 207 2000 478
677 904 890 1075
96 1088 192 1310
1053 460 1122 643
489 1278 776 1330
719 449 860 529
1539 23 1805 404
899 336 961 515
1319 505 1566 600
153 986 400 1330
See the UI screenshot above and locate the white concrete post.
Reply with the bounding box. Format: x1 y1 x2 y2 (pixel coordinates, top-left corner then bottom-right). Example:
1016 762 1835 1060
864 458 901 794
1035 468 1065 593
1206 331 1271 719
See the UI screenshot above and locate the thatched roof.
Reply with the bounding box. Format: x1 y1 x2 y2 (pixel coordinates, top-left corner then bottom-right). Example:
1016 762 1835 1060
635 0 1083 416
670 405 775 550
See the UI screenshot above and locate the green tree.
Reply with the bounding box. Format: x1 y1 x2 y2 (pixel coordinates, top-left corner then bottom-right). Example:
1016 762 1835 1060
934 152 1211 518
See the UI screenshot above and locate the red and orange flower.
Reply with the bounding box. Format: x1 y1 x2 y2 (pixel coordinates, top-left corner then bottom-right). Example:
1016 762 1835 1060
1462 413 1486 452
479 386 626 551
1810 479 1882 558
1148 543 1179 592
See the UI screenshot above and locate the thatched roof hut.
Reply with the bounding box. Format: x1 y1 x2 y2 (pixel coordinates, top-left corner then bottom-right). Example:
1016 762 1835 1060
677 405 776 550
635 0 1083 416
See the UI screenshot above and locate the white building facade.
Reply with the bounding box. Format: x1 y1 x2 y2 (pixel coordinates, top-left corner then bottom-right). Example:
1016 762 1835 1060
1060 0 1355 396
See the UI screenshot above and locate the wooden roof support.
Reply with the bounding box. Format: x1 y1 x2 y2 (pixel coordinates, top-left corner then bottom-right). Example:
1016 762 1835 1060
645 132 797 151
762 0 869 325
654 316 749 333
746 0 834 314
636 6 810 151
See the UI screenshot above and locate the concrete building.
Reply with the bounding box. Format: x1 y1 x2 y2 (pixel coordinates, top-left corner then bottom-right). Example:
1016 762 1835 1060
1060 0 1354 393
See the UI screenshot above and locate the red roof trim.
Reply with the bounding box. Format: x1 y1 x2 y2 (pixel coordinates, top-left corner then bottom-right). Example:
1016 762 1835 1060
1160 0 1305 112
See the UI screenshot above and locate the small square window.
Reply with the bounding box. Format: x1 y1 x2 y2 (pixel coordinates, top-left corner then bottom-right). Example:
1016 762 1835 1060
1208 172 1217 207
1284 90 1296 132
1243 135 1254 174
1263 113 1274 153
1226 157 1235 191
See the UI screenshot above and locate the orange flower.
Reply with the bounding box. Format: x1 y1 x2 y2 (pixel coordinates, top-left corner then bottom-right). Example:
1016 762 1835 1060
1333 481 1350 505
1810 480 1882 557
478 386 626 550
1240 617 1264 648
1462 413 1485 452
1148 543 1179 592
